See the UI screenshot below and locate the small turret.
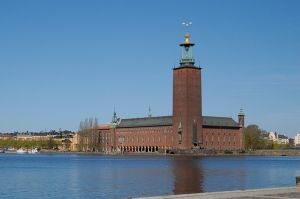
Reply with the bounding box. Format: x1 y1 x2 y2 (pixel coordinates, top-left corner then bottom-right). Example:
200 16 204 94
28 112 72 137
111 108 118 128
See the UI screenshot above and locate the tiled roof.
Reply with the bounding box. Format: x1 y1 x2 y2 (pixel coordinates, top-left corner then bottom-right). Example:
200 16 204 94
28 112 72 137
117 116 240 128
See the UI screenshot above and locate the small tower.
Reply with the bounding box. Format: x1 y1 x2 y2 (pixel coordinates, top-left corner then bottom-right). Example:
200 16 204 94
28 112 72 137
238 108 245 150
238 108 245 128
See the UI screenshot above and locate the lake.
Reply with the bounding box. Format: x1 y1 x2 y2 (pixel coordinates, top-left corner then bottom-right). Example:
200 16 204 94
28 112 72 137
0 154 299 198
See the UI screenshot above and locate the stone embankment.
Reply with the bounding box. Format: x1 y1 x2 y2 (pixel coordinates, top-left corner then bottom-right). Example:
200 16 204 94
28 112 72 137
254 149 300 156
136 178 300 199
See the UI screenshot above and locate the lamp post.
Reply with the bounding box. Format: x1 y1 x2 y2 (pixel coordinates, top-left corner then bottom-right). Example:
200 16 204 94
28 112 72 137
164 127 167 154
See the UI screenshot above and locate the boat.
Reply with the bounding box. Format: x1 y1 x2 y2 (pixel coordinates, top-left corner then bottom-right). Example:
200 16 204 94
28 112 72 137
28 148 39 154
17 147 27 153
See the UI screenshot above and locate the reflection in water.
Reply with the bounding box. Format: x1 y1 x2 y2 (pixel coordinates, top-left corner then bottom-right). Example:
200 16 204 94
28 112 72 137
0 155 299 198
201 156 247 192
171 156 203 195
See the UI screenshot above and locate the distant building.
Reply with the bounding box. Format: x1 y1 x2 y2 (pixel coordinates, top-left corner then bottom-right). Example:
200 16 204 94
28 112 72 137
0 134 14 140
268 132 289 145
294 134 300 146
288 138 294 146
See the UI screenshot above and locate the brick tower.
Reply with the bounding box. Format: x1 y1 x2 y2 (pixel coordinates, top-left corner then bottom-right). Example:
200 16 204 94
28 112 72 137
172 26 203 149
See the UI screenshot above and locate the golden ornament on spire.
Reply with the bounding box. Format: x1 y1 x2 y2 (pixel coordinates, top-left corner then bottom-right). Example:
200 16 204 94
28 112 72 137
182 22 192 44
183 30 192 44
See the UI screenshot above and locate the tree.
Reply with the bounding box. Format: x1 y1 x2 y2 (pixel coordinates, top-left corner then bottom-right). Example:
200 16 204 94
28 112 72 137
47 137 55 149
244 124 264 150
77 117 100 152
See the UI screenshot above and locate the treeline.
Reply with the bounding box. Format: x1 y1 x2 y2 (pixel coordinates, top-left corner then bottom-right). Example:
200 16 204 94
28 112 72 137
0 138 60 149
244 124 292 150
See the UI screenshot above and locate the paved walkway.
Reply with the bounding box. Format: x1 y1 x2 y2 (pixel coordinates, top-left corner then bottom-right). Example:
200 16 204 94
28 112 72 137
134 186 300 199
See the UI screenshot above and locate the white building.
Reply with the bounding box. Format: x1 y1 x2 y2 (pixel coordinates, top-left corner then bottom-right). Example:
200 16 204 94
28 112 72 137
294 134 300 147
268 132 289 145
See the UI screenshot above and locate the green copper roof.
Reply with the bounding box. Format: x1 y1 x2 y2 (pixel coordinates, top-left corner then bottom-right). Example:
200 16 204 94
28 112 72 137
238 108 245 116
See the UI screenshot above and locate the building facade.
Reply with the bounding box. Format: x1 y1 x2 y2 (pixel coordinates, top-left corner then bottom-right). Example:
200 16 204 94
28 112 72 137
79 30 245 153
295 134 300 147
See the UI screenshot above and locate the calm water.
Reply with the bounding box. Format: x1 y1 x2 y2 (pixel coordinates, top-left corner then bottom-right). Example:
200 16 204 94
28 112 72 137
0 154 299 198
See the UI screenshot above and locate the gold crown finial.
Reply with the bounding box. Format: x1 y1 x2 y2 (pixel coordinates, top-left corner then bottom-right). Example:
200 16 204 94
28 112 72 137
182 22 192 44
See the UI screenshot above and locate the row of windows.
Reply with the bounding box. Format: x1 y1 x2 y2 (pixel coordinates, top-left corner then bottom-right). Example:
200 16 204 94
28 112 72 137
204 127 240 130
206 136 236 142
206 141 236 146
118 136 175 144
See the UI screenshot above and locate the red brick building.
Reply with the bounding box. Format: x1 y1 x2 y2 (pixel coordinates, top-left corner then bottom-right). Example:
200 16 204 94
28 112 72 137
97 30 245 153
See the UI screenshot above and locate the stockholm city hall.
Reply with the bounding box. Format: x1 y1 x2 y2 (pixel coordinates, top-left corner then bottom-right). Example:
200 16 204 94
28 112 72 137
95 26 245 153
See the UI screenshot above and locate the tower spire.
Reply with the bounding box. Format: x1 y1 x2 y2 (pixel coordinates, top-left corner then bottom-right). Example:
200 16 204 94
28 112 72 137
148 102 152 117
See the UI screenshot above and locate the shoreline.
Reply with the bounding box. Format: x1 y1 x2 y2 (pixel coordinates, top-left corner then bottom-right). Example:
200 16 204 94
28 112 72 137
35 149 300 156
2 149 300 156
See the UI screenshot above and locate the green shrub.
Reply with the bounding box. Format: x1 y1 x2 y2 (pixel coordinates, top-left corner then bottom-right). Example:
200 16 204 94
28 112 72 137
239 150 246 154
224 150 233 154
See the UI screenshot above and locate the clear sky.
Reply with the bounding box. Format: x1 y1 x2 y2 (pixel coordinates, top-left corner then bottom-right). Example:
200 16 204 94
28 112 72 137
0 0 299 137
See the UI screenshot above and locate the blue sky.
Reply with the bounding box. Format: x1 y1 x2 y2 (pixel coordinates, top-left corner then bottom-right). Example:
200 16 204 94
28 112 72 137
0 0 299 137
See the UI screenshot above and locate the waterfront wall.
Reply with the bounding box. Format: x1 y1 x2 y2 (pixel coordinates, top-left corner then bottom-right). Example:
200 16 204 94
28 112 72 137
254 150 300 156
